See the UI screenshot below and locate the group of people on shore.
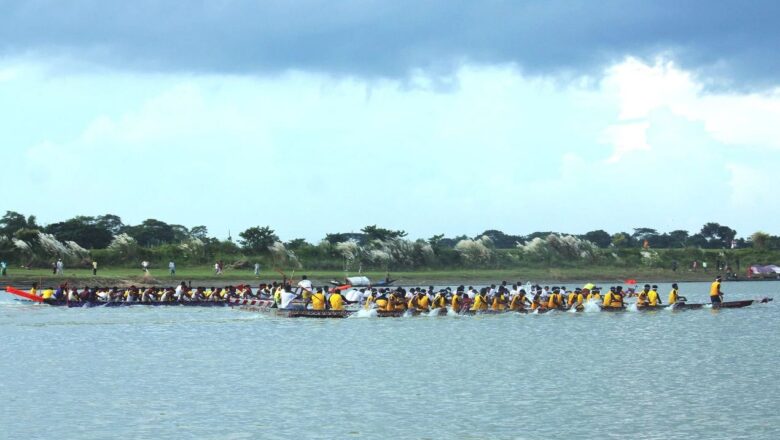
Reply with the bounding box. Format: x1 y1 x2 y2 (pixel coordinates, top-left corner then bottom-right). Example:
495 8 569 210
23 275 726 311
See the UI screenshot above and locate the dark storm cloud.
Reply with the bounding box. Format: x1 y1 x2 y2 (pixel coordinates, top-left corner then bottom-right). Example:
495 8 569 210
1 0 778 86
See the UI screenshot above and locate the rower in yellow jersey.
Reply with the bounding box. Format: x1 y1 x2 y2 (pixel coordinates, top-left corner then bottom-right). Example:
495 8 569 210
574 289 586 311
471 288 489 311
587 288 601 303
491 289 507 311
417 292 430 311
451 291 462 313
30 282 38 298
647 285 662 306
636 285 650 307
547 287 563 309
432 290 447 309
709 275 724 306
363 289 376 310
566 289 578 308
328 290 346 310
603 286 624 308
375 292 389 311
509 289 530 311
310 288 327 310
668 283 687 305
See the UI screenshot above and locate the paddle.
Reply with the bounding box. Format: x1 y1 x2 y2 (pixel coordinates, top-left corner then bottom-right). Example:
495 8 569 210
5 286 44 302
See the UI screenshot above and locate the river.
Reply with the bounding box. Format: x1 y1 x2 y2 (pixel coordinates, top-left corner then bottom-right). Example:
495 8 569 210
1 281 778 439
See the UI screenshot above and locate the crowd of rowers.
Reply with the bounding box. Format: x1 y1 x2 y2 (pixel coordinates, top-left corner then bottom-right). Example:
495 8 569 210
297 281 696 312
27 276 721 312
28 281 290 303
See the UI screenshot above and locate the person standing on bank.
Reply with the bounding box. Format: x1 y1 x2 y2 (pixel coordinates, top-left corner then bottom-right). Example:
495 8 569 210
710 276 724 305
92 260 98 276
169 261 176 277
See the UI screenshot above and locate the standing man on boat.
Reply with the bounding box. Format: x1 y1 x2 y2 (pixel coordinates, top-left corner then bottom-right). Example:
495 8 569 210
710 276 724 305
297 275 313 306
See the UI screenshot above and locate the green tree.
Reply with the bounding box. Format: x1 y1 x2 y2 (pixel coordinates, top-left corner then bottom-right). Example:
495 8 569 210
750 231 770 249
667 230 689 248
239 226 279 253
478 230 522 249
361 225 407 242
189 225 209 240
582 230 611 248
124 219 175 247
611 232 631 248
44 216 113 249
0 211 36 236
96 214 124 235
286 238 310 250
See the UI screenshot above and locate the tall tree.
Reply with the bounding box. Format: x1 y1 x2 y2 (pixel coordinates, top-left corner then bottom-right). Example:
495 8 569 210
239 226 279 253
189 225 209 240
667 230 689 248
582 230 612 248
95 214 124 235
0 211 36 236
44 216 113 249
124 219 175 247
361 225 407 242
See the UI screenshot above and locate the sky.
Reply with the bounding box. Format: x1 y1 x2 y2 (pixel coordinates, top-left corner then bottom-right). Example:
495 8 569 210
2 1 779 242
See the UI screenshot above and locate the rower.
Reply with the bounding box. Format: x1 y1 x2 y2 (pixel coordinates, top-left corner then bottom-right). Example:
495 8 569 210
471 288 489 311
587 287 601 302
328 289 346 311
310 288 327 310
709 276 724 305
30 282 38 298
374 291 389 311
280 285 302 309
416 291 430 311
491 288 507 311
509 289 530 310
530 289 543 311
668 283 688 304
363 289 376 310
432 290 447 309
566 288 578 308
574 288 585 311
648 285 662 306
451 290 462 312
637 284 650 307
603 286 624 308
547 287 563 309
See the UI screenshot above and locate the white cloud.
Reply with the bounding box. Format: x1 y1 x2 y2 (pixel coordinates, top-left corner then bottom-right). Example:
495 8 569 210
4 58 780 239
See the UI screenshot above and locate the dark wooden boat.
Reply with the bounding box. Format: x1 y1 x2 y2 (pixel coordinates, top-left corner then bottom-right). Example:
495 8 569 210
714 300 755 309
600 306 627 312
273 309 353 318
669 302 704 310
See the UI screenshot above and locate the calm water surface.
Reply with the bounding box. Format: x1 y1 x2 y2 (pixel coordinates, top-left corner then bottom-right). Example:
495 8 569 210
1 281 779 439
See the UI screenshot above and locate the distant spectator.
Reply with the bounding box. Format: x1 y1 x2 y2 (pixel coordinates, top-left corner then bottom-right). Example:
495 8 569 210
92 260 98 276
254 262 261 277
672 260 678 272
141 261 150 274
56 259 64 275
169 261 176 277
0 260 7 276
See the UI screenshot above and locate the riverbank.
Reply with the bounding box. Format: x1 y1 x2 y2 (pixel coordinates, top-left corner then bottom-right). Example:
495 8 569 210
2 266 770 289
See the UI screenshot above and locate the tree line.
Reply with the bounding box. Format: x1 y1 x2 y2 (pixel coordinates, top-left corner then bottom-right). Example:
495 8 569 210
1 210 778 269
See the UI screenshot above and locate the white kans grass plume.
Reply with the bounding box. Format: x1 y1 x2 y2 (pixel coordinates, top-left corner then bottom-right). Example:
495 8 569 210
269 241 301 269
455 237 493 264
518 234 597 261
